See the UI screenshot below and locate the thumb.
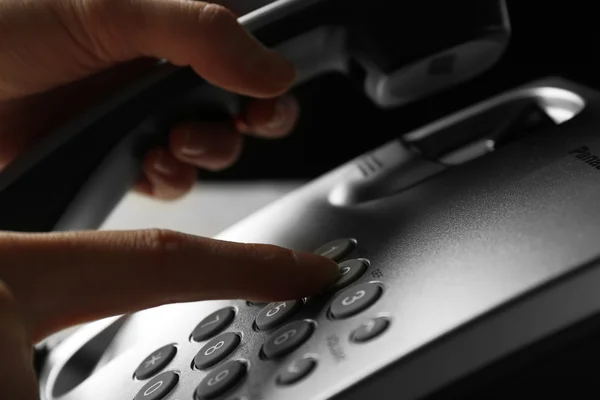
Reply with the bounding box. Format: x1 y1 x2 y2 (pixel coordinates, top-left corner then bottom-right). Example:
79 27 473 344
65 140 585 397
73 0 295 98
0 230 339 342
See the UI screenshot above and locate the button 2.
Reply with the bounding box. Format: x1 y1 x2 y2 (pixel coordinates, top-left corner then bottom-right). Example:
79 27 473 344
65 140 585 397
314 238 356 261
191 307 235 342
276 357 317 385
195 360 246 400
351 317 390 343
331 259 368 291
255 300 302 331
134 371 178 400
330 283 382 319
194 332 240 369
134 345 177 380
262 320 314 359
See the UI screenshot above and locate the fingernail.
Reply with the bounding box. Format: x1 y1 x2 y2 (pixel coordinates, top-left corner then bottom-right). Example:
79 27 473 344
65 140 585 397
266 95 296 130
153 152 178 176
233 115 250 133
180 129 207 157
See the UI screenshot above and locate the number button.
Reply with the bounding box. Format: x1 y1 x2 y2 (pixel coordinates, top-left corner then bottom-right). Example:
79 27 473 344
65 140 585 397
276 357 317 385
330 259 368 291
194 332 240 369
330 283 382 319
195 360 246 400
191 307 235 342
314 238 356 261
351 317 390 343
262 320 314 359
134 345 177 380
134 371 178 400
255 300 302 331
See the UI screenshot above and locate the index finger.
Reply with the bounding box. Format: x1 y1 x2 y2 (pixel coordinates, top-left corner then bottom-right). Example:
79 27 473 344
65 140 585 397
0 230 339 341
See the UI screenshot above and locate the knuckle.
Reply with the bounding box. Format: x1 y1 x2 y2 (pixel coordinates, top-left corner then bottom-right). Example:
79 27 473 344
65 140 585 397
196 3 236 29
137 228 188 254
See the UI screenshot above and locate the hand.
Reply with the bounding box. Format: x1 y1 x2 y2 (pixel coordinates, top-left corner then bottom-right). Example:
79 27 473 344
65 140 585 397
0 0 300 199
0 1 339 398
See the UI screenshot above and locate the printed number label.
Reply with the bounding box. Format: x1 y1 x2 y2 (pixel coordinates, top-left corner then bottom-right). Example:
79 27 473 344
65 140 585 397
274 329 297 346
207 369 229 387
205 340 224 356
341 290 365 306
266 302 287 317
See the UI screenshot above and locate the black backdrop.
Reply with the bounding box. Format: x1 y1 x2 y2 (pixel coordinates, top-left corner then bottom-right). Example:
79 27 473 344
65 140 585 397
199 1 600 181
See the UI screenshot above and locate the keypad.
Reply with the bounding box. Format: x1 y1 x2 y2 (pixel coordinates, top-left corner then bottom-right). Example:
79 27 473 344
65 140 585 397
195 360 247 400
276 357 317 385
125 238 391 399
134 371 178 400
191 307 235 342
262 320 314 359
194 332 240 369
134 345 177 380
330 283 383 319
255 300 302 331
331 259 368 291
314 238 356 261
351 317 390 343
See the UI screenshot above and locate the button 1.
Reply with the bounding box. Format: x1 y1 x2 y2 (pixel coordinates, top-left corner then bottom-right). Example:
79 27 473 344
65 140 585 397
314 238 356 261
330 283 382 319
331 259 368 291
191 307 235 342
195 360 246 400
134 371 178 400
194 332 240 369
262 320 314 359
134 345 177 380
351 317 390 343
276 357 317 385
255 300 302 331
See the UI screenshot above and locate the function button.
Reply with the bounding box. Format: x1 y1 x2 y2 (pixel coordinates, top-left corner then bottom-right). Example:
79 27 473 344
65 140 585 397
262 320 314 359
330 283 382 320
134 371 178 400
276 357 317 385
255 300 302 331
195 360 246 400
331 259 368 291
351 317 390 343
194 332 240 370
314 238 356 261
191 307 236 342
134 345 177 380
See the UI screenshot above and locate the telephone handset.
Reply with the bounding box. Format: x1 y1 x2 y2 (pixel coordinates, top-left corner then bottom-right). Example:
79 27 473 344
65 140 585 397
0 0 510 232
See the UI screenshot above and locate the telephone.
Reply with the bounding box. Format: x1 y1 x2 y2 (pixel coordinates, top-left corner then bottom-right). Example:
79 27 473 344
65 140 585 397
7 0 600 399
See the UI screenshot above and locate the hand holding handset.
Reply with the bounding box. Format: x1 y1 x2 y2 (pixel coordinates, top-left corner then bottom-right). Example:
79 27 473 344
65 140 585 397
0 0 510 232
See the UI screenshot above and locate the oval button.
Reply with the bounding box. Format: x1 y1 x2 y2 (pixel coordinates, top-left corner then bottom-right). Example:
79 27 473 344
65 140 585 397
330 283 382 319
194 332 240 369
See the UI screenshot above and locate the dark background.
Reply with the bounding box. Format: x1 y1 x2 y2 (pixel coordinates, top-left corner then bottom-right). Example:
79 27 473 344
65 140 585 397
199 1 600 182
